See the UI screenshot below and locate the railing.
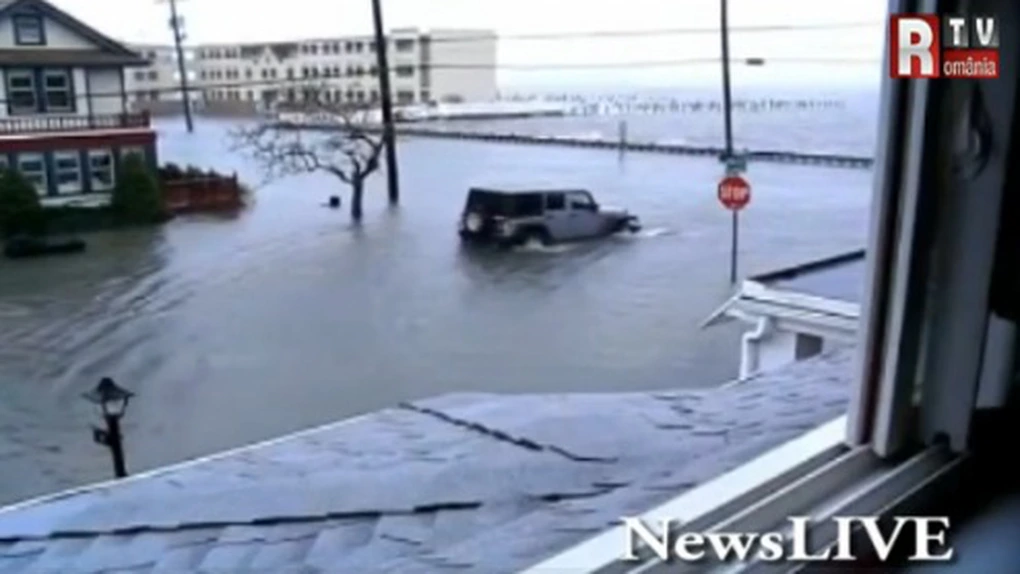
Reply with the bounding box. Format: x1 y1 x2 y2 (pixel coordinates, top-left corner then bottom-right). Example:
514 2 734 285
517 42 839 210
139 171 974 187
0 111 151 135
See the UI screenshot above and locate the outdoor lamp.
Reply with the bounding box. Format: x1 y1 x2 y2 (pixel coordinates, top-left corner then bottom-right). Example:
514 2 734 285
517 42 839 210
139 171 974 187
82 377 134 478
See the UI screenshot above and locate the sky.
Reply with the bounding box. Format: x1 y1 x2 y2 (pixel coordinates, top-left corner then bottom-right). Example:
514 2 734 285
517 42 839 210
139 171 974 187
53 0 889 89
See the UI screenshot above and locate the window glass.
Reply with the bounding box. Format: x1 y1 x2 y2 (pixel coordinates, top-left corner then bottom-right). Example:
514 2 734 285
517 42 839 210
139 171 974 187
7 70 37 113
546 193 565 210
13 15 43 45
17 153 46 195
88 149 115 192
43 70 72 112
53 151 82 195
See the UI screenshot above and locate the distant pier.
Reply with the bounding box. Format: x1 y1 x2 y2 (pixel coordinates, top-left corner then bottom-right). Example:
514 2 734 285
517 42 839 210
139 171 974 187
282 120 874 170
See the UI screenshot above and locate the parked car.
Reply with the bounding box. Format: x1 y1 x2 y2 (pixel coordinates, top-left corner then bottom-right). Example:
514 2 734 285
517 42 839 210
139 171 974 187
458 187 641 247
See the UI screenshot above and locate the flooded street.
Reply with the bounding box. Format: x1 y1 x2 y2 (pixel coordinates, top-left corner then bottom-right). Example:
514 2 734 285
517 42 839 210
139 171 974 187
0 119 872 504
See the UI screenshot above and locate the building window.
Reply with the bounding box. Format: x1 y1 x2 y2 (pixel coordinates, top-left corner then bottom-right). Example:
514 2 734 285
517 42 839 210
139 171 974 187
0 155 8 172
370 90 379 102
147 70 158 81
6 70 37 114
245 69 252 79
396 90 415 104
270 68 277 78
88 149 115 192
134 70 146 81
13 15 44 46
43 69 73 112
355 91 364 102
17 153 47 195
395 39 415 52
53 151 83 195
395 66 414 77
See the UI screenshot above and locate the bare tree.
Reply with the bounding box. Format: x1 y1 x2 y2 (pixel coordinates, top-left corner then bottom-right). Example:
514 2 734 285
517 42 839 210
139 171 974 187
231 87 384 222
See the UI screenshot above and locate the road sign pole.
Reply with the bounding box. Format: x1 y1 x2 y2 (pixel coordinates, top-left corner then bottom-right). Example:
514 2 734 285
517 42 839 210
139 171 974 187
730 210 739 284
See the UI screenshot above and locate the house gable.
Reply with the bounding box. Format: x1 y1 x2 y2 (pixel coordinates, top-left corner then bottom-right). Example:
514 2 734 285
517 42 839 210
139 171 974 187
0 0 144 66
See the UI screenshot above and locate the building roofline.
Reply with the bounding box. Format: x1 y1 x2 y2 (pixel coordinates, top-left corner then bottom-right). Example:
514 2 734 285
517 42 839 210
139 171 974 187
0 0 146 65
749 249 866 284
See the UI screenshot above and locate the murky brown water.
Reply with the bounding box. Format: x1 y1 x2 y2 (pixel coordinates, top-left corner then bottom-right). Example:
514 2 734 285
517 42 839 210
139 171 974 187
0 119 873 505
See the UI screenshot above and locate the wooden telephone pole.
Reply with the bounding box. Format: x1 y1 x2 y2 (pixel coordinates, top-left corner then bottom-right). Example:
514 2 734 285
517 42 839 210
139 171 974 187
371 0 400 204
158 0 194 132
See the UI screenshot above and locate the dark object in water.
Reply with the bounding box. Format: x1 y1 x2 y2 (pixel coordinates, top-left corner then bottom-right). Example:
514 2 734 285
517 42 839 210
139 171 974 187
3 236 87 259
328 196 341 208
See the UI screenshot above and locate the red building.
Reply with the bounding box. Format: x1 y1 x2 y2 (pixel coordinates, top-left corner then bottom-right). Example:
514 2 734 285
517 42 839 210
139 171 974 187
0 0 156 207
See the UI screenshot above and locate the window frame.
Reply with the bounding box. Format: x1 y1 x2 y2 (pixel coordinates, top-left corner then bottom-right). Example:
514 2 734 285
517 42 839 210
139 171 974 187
12 14 44 46
87 149 115 192
52 151 83 195
17 152 48 196
41 68 74 113
523 0 1019 570
6 69 38 115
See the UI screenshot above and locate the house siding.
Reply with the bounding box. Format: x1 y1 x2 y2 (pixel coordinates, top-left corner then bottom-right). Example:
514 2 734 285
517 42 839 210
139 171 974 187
0 9 96 50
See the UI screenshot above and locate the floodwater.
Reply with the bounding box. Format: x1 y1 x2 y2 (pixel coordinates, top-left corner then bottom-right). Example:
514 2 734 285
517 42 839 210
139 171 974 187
0 119 873 505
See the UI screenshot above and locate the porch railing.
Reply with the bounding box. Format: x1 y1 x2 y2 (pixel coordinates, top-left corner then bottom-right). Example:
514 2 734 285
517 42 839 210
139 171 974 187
0 112 151 135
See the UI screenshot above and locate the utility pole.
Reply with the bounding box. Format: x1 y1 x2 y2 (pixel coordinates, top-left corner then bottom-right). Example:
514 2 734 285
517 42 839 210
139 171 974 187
371 0 400 204
720 0 738 284
161 0 194 132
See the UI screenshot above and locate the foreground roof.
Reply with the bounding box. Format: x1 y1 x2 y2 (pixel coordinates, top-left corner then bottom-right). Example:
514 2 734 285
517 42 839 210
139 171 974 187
0 349 853 573
750 249 866 304
702 250 865 332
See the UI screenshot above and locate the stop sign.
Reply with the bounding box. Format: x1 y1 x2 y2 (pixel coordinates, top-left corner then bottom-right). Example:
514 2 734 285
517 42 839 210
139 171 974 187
718 175 751 211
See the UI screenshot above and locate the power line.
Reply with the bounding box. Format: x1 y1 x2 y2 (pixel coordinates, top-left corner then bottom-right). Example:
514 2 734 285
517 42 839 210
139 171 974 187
422 21 883 43
186 21 883 50
11 58 877 107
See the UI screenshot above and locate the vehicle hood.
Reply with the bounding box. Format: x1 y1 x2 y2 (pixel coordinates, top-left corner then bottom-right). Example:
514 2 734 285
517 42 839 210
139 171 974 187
600 206 634 217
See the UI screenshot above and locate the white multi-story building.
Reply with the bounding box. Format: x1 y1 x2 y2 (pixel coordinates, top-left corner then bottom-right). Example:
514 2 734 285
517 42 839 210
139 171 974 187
128 28 497 111
122 43 199 113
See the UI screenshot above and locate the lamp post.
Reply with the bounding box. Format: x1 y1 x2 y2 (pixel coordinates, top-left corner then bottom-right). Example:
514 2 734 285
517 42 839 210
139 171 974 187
82 377 134 479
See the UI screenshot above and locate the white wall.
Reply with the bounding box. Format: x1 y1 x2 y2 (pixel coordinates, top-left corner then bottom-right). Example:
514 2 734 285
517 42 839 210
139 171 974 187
426 29 497 103
757 330 800 374
87 68 125 114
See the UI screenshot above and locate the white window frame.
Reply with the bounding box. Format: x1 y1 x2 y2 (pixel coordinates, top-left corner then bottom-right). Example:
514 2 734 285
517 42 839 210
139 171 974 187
87 149 115 192
17 153 47 196
6 69 37 114
52 151 83 195
526 0 1018 570
42 69 73 113
12 14 43 46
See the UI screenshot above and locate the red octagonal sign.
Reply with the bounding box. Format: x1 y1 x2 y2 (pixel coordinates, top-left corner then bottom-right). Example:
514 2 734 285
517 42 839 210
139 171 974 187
718 175 751 211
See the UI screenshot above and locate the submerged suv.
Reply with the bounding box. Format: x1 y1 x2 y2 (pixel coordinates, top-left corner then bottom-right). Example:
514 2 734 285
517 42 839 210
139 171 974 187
458 188 641 246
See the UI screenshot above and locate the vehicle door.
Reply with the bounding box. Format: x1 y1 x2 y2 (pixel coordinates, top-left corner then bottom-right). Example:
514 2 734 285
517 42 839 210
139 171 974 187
565 190 603 239
542 192 571 241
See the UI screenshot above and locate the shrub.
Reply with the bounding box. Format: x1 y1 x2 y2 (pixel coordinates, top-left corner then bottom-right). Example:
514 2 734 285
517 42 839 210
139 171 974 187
0 168 44 237
110 153 164 224
160 162 184 180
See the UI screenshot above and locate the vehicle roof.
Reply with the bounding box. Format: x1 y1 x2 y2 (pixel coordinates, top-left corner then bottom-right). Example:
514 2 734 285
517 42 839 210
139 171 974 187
468 187 590 195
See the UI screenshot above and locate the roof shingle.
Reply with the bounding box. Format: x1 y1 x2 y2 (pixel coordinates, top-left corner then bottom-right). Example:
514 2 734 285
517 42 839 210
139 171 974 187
0 347 854 573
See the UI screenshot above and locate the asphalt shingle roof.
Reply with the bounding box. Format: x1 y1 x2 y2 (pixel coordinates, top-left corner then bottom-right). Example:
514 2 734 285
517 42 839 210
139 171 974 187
0 348 854 573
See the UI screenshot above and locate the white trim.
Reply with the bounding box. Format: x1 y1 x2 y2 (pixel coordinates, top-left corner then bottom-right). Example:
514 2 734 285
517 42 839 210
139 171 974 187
521 416 848 574
741 281 860 319
0 411 378 516
728 299 858 337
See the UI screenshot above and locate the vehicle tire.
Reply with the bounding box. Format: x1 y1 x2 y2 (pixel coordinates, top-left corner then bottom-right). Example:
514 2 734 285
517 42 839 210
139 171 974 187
520 227 552 247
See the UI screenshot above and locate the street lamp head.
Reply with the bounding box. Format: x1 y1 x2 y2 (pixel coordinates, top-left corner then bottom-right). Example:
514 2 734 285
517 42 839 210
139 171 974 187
83 377 134 419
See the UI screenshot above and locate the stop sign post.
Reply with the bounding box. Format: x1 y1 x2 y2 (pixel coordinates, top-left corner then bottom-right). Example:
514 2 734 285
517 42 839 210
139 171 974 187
718 173 751 284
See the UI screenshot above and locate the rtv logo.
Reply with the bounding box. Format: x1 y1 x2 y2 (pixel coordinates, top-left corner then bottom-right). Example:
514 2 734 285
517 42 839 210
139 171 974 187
889 14 999 79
